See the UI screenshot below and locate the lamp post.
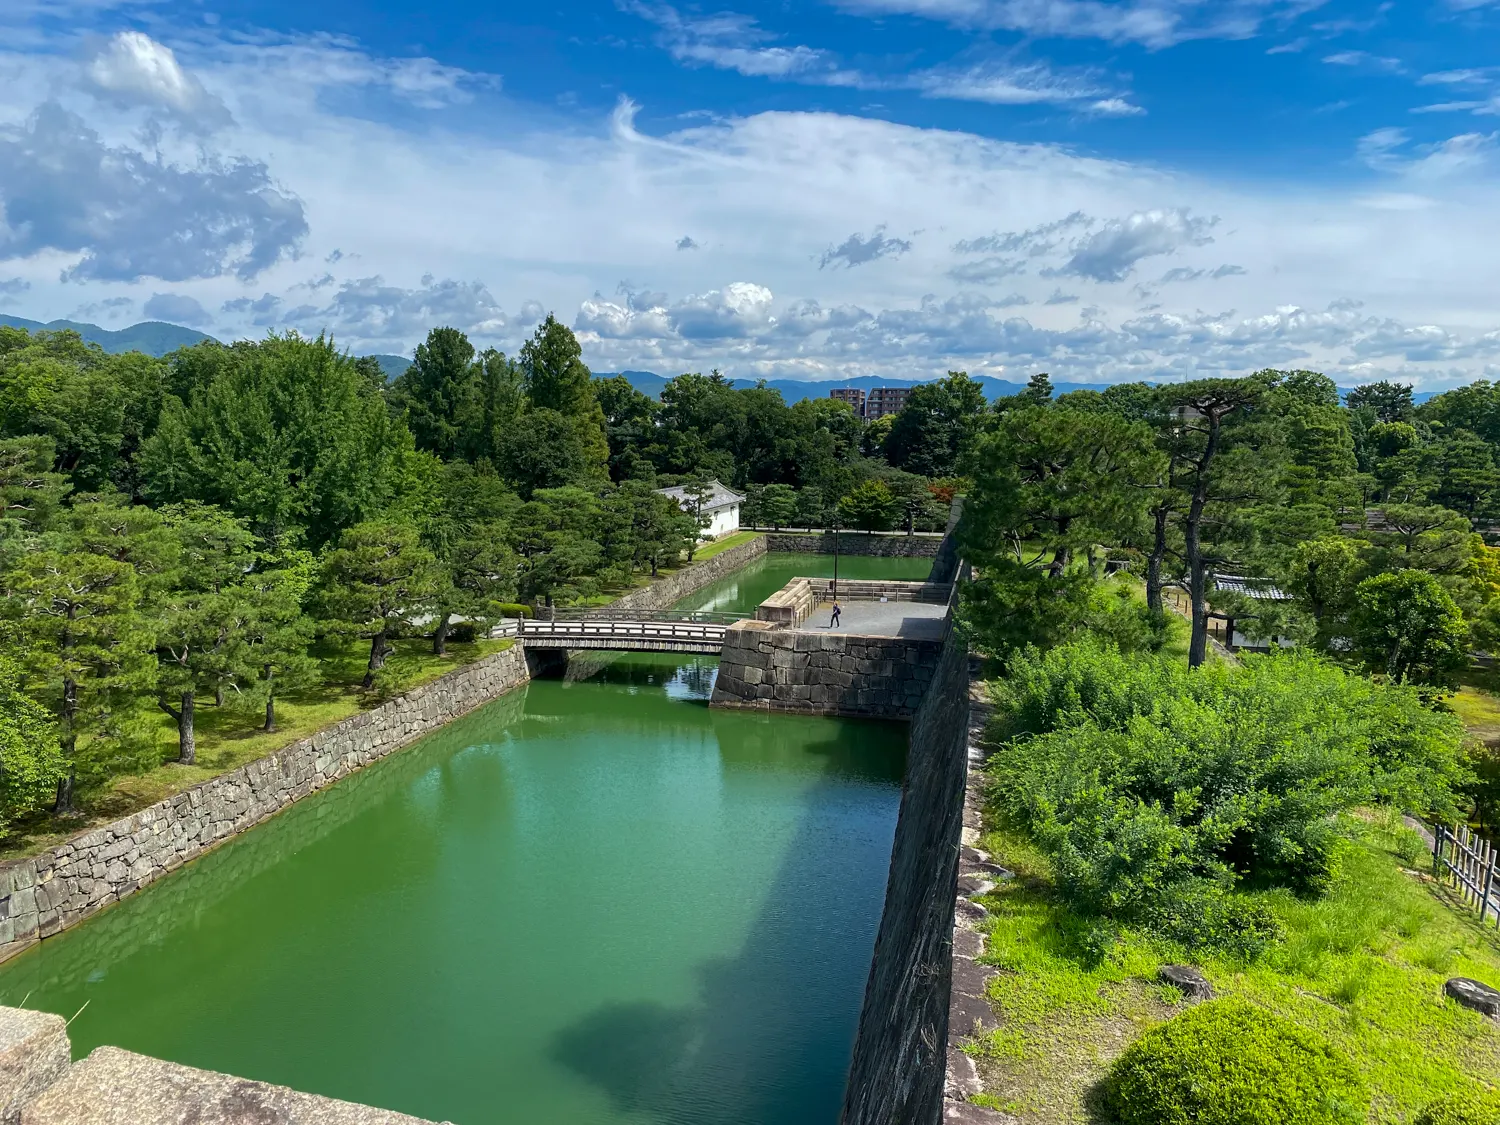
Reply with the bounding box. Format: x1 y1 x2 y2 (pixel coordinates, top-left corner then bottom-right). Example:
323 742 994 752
831 506 840 601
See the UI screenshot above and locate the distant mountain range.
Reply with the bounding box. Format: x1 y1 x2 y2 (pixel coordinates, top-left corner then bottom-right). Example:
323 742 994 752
0 314 215 355
0 317 1439 403
599 370 1114 404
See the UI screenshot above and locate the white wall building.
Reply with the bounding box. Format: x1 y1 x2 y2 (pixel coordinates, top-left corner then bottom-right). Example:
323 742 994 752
656 479 744 540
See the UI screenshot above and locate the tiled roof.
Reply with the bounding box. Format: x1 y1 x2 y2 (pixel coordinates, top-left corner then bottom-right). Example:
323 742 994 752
1214 575 1290 601
655 479 745 510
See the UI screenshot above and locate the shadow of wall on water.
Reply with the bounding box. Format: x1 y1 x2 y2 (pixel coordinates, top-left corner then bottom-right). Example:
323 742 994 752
549 706 907 1125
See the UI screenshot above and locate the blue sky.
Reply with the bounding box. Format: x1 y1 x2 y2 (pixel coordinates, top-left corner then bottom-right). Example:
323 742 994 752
2 0 1500 385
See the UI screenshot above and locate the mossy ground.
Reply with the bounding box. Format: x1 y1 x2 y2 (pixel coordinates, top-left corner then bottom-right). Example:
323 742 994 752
967 805 1500 1123
0 636 514 861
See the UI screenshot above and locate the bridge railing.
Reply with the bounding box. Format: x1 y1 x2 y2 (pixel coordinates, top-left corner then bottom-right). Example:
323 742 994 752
516 618 728 643
547 608 749 625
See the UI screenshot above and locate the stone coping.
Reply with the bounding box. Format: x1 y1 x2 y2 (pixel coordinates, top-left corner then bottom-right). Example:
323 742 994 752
0 1008 446 1125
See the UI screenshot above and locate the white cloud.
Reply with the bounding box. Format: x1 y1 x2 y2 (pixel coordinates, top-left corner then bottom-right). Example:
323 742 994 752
143 292 212 326
279 276 511 343
0 103 306 282
624 3 844 80
1322 50 1404 74
86 31 231 130
909 61 1131 110
3 25 1500 388
1057 208 1218 282
830 0 1323 49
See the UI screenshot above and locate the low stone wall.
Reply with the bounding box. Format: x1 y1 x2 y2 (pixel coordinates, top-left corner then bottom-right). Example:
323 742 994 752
711 620 943 719
0 645 532 963
839 623 971 1125
755 577 819 627
765 533 943 558
807 578 951 604
605 535 768 613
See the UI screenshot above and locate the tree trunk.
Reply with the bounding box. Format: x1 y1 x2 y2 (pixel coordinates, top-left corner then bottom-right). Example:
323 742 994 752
215 682 225 707
364 628 391 690
433 612 452 656
1184 415 1224 669
1047 518 1073 579
264 684 277 733
54 674 78 813
177 692 196 765
1146 506 1169 614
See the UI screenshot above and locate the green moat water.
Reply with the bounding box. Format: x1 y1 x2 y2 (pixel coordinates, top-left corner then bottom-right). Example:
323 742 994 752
0 553 928 1125
673 550 935 617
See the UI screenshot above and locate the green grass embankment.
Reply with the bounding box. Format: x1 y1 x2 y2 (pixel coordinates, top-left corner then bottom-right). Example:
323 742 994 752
967 798 1500 1122
0 636 514 861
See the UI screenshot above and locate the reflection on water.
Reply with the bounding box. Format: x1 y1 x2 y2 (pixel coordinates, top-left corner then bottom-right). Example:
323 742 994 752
0 651 906 1125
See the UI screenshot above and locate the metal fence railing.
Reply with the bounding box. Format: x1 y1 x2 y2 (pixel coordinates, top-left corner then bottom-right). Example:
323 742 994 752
1432 822 1500 927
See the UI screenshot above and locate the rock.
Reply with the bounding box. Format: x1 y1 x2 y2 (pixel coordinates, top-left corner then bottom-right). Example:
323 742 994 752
1158 964 1214 1001
1445 977 1500 1019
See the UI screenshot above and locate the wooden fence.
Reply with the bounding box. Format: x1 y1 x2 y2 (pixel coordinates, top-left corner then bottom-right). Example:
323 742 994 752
1432 823 1500 927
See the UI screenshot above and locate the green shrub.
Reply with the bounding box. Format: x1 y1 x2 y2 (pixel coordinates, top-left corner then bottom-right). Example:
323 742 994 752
1103 998 1367 1125
496 603 532 619
985 639 1467 941
1416 1088 1500 1125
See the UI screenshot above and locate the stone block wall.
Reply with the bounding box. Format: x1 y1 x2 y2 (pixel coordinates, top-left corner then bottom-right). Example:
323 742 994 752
839 624 970 1125
711 620 943 719
604 535 768 613
0 645 532 963
764 533 942 558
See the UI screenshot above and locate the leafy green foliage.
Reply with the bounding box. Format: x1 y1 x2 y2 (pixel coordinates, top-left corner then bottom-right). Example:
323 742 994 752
1103 998 1367 1125
1351 569 1469 685
987 640 1466 944
317 522 446 690
838 478 896 532
0 653 64 831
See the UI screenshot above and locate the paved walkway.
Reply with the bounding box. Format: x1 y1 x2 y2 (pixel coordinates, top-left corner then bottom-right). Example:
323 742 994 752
808 599 949 639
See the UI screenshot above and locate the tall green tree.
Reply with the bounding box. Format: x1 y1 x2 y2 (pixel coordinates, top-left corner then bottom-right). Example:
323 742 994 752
389 327 479 460
885 371 987 477
1158 377 1281 667
319 523 446 689
1350 569 1468 685
140 333 402 548
243 566 318 733
839 479 897 533
152 504 259 763
3 499 164 809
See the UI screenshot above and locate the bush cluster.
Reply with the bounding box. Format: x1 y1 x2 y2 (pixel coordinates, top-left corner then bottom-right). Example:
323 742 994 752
1103 998 1367 1125
987 639 1466 949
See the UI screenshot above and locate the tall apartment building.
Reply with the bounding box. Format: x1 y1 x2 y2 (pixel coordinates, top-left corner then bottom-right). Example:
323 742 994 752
829 387 866 415
865 386 912 419
828 385 913 419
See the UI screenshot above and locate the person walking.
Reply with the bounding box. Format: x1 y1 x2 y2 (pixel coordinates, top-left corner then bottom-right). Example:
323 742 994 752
830 600 842 628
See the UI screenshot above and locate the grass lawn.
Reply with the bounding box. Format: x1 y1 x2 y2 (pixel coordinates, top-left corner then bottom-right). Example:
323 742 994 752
0 636 513 861
967 805 1500 1123
691 530 762 560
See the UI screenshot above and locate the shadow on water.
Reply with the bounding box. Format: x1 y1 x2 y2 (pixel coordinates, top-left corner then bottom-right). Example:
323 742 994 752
548 682 907 1125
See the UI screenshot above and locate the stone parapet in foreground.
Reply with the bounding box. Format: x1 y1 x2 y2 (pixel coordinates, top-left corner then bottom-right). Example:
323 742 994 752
0 1009 445 1125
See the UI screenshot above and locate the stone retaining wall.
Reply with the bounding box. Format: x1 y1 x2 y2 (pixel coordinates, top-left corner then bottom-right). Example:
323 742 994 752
807 578 951 603
839 623 971 1125
0 645 532 963
605 535 769 613
765 533 942 558
711 620 943 719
